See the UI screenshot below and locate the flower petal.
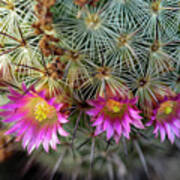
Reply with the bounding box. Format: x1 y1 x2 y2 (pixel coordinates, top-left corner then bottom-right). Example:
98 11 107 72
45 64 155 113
92 115 103 126
58 125 69 137
106 123 114 140
165 123 175 144
58 114 69 124
2 113 23 123
87 108 101 117
159 125 166 142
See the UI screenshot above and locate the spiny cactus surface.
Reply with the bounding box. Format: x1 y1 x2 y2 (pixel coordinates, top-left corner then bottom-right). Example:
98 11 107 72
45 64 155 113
0 0 180 179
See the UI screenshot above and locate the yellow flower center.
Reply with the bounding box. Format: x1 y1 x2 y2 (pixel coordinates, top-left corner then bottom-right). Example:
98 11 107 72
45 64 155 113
158 101 174 115
34 101 54 122
164 107 172 115
112 106 120 113
106 99 123 113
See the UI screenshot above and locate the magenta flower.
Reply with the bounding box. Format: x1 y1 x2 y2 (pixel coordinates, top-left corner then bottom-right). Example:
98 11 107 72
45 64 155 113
147 94 180 143
0 84 69 154
86 96 144 143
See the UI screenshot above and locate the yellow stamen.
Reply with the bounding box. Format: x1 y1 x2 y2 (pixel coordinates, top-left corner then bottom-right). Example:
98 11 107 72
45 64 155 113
34 101 53 122
106 99 123 113
164 107 173 115
112 106 120 113
159 101 174 115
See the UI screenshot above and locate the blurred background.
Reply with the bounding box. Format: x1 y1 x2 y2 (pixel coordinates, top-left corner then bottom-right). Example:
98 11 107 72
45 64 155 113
0 138 180 180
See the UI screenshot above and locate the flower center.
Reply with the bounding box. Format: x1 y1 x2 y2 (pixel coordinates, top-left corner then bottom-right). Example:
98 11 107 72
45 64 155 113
164 107 172 115
34 101 53 122
158 101 174 115
106 99 123 113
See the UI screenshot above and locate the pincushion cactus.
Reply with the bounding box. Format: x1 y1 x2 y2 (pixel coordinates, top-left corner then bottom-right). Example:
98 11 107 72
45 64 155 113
0 0 180 179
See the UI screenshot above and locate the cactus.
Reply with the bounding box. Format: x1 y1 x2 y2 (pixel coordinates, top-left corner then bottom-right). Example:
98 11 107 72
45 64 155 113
0 0 180 179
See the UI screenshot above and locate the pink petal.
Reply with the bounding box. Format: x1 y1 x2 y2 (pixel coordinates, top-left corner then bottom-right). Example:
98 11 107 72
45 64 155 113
8 95 19 101
22 126 34 149
48 97 56 105
94 124 104 136
55 103 63 110
165 123 175 144
106 123 114 140
133 119 144 129
58 125 69 137
27 142 36 154
171 124 180 138
58 114 69 124
103 118 111 130
42 127 50 152
35 127 46 149
114 120 122 136
9 87 21 97
17 122 29 136
86 108 101 117
159 125 166 142
43 138 49 152
122 114 131 134
50 128 60 150
151 116 156 121
129 97 138 104
92 115 103 126
2 113 23 123
129 108 142 120
52 131 60 146
0 111 11 117
38 90 46 98
22 82 27 91
173 119 180 128
146 120 153 126
0 103 21 110
153 124 159 134
114 134 120 144
122 130 130 139
5 122 22 135
22 133 31 149
88 97 105 107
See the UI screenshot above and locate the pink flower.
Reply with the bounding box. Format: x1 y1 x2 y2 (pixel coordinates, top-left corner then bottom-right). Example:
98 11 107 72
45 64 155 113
147 94 180 143
86 96 144 143
0 84 69 154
